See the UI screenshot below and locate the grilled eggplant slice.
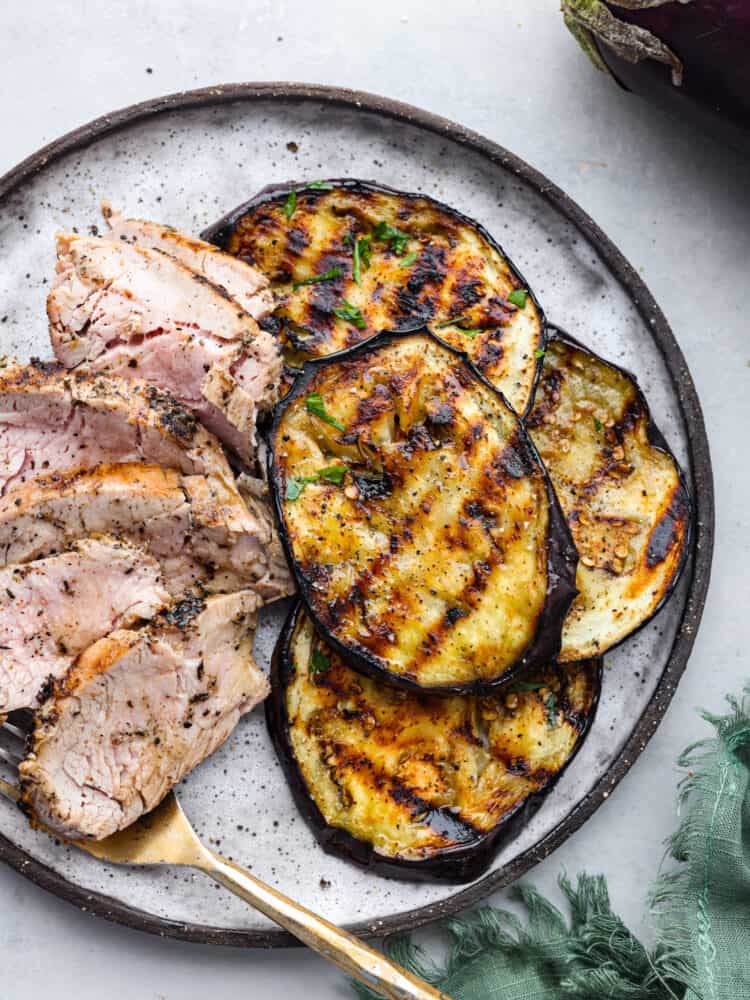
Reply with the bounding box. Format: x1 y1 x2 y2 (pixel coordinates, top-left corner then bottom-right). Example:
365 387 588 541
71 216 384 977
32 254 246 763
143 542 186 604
268 603 601 883
527 330 691 661
269 330 577 694
205 180 544 414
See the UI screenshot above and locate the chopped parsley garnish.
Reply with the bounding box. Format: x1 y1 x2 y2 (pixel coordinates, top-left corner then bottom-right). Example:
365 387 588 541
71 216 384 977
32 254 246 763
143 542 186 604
344 234 372 285
285 464 347 500
593 416 603 433
310 648 331 676
306 180 334 190
305 393 345 431
317 465 347 484
373 220 412 255
534 348 546 359
285 475 319 501
333 299 366 330
292 266 343 291
508 289 528 309
507 680 546 693
434 315 482 337
399 251 418 268
435 316 469 329
284 188 297 221
545 692 558 729
358 236 372 271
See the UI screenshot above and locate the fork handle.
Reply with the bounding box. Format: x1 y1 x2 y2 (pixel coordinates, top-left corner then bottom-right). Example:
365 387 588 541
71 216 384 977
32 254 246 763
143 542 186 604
201 851 449 1000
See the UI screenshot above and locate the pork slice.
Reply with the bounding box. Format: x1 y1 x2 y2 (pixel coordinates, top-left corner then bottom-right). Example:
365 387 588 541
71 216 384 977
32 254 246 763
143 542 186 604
78 328 262 464
101 204 274 320
0 536 169 712
19 592 267 840
0 360 234 497
47 233 282 465
0 463 293 600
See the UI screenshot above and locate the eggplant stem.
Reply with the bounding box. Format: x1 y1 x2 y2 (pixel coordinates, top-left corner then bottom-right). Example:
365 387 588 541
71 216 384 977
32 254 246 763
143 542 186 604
561 0 692 86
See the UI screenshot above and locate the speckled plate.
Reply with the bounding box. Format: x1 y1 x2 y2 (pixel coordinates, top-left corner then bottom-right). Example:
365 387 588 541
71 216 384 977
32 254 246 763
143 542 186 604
0 83 713 947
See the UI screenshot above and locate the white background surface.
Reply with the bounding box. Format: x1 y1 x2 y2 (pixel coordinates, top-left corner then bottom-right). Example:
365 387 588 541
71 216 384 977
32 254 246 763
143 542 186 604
0 2 748 997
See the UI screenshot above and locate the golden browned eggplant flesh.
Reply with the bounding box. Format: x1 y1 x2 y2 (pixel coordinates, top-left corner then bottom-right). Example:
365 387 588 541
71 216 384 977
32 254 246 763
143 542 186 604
527 330 691 661
268 330 577 694
205 180 545 415
267 604 601 883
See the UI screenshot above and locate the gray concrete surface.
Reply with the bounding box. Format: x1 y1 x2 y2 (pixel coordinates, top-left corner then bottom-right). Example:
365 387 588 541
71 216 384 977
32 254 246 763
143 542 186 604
0 1 748 997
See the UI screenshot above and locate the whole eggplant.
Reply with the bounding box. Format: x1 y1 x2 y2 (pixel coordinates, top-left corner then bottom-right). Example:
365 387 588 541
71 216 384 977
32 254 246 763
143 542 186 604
562 1 750 153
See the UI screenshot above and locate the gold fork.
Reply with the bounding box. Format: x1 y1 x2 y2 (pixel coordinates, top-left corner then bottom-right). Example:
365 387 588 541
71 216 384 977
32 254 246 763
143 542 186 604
0 719 447 1000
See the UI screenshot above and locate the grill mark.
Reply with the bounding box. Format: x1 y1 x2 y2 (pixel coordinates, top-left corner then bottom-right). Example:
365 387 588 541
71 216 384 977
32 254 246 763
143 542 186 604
190 271 233 302
303 449 543 673
473 333 506 375
542 397 644 504
312 468 496 651
283 321 328 354
615 397 644 441
258 313 283 337
646 484 688 568
352 382 393 428
236 210 283 273
404 244 448 297
286 226 310 257
304 408 468 629
484 296 515 327
454 279 483 308
321 746 481 846
493 431 538 481
558 667 598 732
302 249 350 349
357 505 517 668
394 286 436 325
352 470 393 500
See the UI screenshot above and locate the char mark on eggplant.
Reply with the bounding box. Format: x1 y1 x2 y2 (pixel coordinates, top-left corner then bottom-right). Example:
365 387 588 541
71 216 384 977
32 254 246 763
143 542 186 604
204 180 545 415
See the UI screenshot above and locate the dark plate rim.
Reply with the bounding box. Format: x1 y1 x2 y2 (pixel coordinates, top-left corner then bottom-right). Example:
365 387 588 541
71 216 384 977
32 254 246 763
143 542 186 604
0 81 715 949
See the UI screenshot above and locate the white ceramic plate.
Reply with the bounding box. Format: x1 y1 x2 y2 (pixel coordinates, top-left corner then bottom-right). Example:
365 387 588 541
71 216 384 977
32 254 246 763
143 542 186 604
0 84 712 946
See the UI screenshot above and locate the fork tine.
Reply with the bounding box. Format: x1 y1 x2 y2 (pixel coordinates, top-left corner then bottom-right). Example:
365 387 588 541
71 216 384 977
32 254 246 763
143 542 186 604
0 744 21 767
3 721 28 745
10 708 34 729
0 720 22 799
0 716 28 770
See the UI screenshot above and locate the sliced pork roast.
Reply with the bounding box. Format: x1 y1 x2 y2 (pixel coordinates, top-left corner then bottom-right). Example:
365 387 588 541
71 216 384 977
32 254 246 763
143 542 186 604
47 232 282 465
0 360 234 496
0 463 293 600
101 203 274 320
0 536 168 713
19 591 267 840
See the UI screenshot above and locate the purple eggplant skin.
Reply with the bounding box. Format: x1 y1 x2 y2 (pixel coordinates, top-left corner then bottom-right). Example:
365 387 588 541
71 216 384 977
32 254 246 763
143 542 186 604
265 600 603 884
566 2 750 154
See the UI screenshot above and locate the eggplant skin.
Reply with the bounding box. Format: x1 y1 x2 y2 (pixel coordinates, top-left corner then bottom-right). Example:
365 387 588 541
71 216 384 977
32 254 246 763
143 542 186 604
599 3 750 156
527 328 692 662
267 603 601 884
203 179 545 416
268 329 578 695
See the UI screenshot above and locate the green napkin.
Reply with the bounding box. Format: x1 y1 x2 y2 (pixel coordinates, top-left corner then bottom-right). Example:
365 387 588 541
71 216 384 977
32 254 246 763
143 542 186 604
353 686 750 1000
